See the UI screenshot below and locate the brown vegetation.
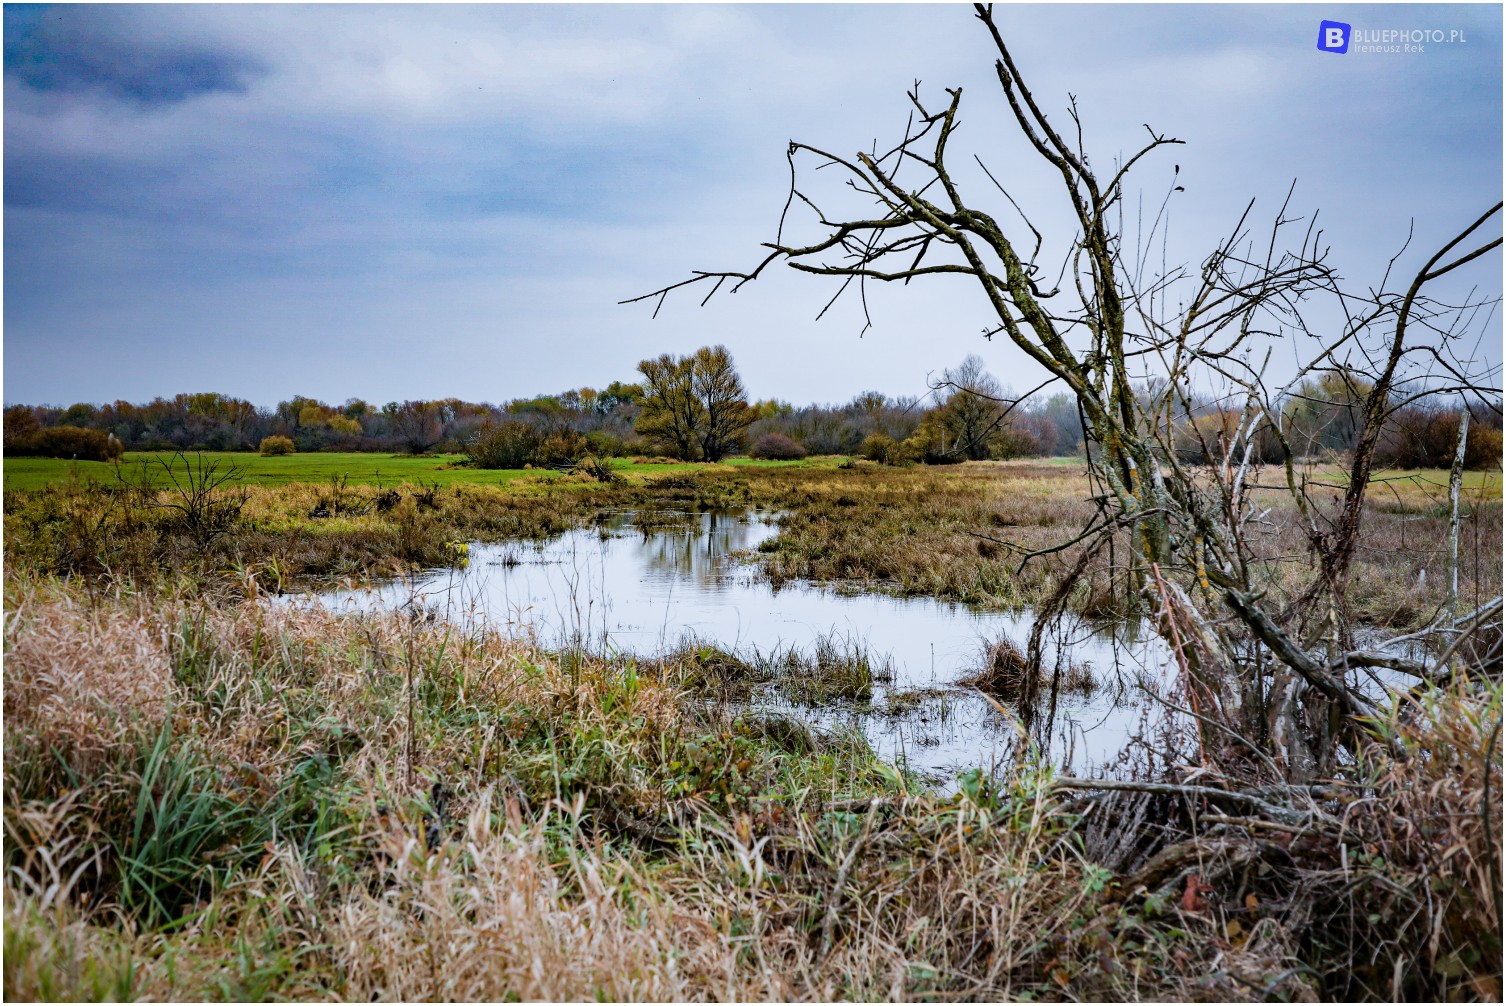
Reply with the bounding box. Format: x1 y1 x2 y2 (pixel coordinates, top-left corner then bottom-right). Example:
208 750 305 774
3 566 1499 1000
4 424 124 462
748 431 809 460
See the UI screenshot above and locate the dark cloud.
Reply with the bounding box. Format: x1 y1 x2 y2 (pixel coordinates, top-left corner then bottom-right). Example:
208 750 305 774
5 4 261 106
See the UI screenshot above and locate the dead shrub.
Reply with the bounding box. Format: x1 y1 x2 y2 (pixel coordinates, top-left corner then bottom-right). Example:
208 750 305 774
748 432 808 460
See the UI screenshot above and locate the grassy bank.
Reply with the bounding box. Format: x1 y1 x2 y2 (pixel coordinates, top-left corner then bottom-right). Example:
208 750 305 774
757 461 1504 627
5 570 1499 1000
5 457 1499 629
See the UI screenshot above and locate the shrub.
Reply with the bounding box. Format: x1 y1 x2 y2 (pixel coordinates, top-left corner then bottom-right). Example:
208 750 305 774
748 433 808 461
533 429 590 469
1466 425 1503 470
860 432 897 463
258 435 296 457
5 426 123 462
466 422 541 470
584 430 626 458
465 423 588 470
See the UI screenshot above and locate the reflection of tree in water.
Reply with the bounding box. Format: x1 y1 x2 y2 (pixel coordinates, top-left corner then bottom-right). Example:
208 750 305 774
633 511 760 585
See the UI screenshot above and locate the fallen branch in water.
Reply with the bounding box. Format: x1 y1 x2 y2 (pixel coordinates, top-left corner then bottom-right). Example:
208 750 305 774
1051 776 1337 828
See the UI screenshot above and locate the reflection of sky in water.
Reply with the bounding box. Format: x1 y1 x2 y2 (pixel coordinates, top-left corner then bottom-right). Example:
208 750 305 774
294 509 1184 781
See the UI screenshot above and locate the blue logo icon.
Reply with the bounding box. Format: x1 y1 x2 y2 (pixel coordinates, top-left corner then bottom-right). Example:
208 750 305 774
1317 20 1351 53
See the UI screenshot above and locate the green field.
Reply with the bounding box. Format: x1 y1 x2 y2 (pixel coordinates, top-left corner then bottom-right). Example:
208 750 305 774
3 450 1496 496
0 451 844 492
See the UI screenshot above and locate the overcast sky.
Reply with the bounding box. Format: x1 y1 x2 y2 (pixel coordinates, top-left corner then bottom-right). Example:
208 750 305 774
4 3 1501 409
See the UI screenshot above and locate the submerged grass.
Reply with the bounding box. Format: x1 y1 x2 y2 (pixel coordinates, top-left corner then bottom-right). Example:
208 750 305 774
3 570 1501 1001
661 632 892 707
762 633 894 706
963 633 1097 700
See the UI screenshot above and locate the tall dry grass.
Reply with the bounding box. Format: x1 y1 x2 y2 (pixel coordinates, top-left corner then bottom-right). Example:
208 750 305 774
3 581 172 783
4 567 1500 1000
3 459 1502 1000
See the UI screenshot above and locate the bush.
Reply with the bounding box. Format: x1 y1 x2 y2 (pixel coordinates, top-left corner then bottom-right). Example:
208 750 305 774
533 429 590 469
858 432 923 466
584 430 627 458
860 432 897 463
5 426 123 462
465 422 540 470
748 433 808 460
1466 425 1503 470
465 423 588 470
258 435 296 457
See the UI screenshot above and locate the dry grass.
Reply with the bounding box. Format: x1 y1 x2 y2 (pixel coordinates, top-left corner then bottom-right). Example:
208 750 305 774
0 469 749 584
4 459 1497 632
1337 678 1504 997
3 568 1500 1001
750 459 1502 629
963 633 1096 699
3 582 173 782
756 462 1099 610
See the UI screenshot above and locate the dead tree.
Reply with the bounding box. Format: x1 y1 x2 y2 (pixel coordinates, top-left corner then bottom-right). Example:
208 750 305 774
626 4 1501 780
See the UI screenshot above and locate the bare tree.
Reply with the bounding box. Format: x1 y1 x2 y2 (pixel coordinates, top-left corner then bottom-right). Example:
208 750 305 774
627 4 1502 778
391 400 444 455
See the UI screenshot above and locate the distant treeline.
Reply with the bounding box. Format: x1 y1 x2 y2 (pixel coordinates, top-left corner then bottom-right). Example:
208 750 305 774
4 350 1500 470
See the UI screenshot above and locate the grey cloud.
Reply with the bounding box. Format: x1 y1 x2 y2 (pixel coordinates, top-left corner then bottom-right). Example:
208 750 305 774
4 4 1500 408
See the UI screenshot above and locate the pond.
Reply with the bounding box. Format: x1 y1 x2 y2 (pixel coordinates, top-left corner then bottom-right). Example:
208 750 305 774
295 508 1178 782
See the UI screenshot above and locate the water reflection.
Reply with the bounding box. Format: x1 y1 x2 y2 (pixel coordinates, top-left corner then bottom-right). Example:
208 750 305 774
298 508 1177 781
626 509 768 585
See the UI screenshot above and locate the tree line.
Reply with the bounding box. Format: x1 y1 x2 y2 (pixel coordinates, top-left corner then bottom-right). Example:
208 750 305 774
4 349 1498 469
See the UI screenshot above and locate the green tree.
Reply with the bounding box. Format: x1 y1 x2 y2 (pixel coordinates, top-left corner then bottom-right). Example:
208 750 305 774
691 345 754 462
931 355 1010 461
636 353 704 459
635 346 754 461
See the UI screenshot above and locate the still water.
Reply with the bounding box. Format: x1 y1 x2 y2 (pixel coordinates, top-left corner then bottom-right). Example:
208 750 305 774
298 509 1176 781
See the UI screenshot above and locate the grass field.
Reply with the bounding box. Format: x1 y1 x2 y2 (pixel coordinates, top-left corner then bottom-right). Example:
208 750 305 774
1 451 846 492
7 448 1492 497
